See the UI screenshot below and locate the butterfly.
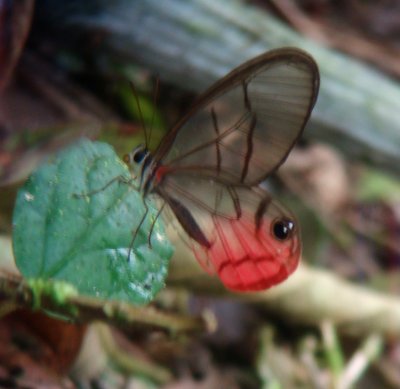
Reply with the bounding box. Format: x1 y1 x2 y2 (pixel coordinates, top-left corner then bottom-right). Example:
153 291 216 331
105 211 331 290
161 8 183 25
124 47 320 292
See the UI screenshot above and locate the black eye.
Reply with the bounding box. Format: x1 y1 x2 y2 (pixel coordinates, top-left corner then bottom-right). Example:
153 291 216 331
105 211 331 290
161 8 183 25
133 149 147 163
272 218 295 241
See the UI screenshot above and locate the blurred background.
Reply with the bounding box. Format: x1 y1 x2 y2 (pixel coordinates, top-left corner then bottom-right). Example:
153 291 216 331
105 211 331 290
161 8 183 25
1 0 400 388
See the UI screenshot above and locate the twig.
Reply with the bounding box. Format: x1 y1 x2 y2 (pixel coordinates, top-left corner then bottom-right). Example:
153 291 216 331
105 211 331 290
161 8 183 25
337 334 383 389
168 229 400 337
0 274 208 335
98 324 172 384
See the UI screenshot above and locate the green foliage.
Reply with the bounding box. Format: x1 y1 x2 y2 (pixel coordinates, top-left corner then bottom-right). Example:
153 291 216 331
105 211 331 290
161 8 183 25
13 139 173 305
356 168 400 202
116 82 166 149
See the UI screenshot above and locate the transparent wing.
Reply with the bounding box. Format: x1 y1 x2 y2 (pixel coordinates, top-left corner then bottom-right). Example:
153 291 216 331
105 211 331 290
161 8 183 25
149 48 318 290
153 48 319 186
156 176 300 291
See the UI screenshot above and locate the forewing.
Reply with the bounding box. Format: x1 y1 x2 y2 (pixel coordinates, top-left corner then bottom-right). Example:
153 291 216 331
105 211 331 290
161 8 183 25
154 48 319 186
157 176 300 291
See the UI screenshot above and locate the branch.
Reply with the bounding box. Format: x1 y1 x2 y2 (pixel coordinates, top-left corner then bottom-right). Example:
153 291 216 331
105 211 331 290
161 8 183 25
168 234 400 337
0 274 208 335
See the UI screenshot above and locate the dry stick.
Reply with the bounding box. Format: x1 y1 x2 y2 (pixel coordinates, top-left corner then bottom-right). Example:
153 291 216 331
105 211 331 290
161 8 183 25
337 334 383 389
97 323 172 384
299 335 327 388
167 228 400 338
0 274 208 335
3 234 400 338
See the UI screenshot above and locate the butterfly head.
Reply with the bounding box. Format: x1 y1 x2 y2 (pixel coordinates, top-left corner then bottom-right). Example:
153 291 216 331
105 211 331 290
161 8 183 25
123 144 153 188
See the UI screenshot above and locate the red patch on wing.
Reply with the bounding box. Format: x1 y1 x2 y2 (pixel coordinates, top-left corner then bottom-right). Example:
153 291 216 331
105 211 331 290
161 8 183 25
155 165 169 183
193 214 300 291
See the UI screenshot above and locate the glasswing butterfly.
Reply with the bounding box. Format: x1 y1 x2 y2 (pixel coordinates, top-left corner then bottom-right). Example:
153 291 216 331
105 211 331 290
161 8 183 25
124 47 320 291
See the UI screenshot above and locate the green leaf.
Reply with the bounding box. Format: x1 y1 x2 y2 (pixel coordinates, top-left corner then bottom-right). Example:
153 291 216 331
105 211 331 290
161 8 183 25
13 139 173 305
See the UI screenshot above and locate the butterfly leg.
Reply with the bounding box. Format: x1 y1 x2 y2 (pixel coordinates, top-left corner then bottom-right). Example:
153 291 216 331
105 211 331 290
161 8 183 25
147 202 166 249
73 175 137 198
127 200 150 261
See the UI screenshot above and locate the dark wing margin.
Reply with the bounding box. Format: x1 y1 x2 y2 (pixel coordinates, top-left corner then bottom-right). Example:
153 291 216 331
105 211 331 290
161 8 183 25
152 47 320 186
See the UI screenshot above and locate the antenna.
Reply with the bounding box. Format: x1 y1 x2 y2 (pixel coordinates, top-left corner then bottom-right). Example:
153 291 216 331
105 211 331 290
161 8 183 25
129 81 148 147
148 77 160 150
